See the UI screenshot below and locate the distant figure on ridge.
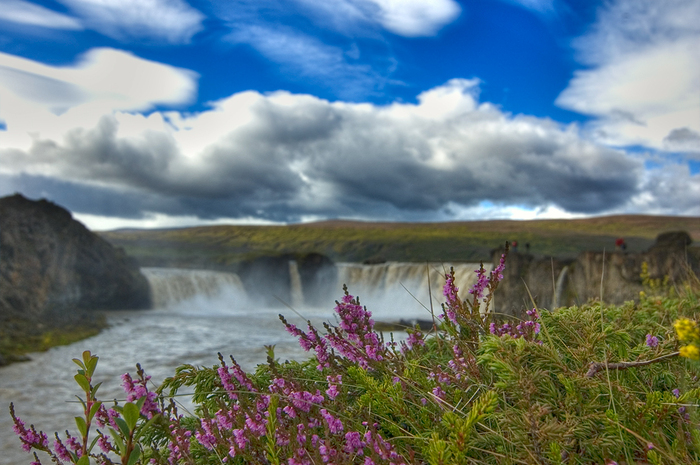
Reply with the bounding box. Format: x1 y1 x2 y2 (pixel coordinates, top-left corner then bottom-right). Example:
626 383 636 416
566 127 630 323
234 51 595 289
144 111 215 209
615 237 627 251
511 240 518 252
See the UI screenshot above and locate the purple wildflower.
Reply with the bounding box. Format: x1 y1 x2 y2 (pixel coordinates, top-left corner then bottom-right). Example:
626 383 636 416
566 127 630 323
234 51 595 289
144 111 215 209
97 434 113 454
442 269 460 324
469 264 489 299
320 409 344 434
10 406 48 452
53 435 72 462
645 334 659 348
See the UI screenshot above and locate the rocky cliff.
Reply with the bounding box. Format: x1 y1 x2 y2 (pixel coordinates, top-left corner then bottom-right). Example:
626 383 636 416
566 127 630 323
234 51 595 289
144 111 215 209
236 252 337 307
493 231 699 317
0 194 151 329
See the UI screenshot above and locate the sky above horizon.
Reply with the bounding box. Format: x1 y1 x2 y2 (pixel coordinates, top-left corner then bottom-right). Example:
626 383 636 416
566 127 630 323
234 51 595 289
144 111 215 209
0 0 698 230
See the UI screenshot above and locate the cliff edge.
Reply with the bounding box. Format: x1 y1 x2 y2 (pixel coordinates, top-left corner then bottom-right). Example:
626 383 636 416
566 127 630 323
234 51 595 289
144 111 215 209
0 195 151 340
493 231 699 317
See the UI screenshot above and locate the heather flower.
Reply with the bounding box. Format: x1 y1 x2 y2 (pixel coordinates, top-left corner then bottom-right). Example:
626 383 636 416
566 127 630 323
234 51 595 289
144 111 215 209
320 409 344 434
469 264 489 299
121 370 160 418
344 431 365 454
326 375 342 400
53 435 71 462
406 329 425 349
97 433 113 453
645 334 659 348
491 252 506 283
432 386 446 400
10 405 49 452
442 268 460 324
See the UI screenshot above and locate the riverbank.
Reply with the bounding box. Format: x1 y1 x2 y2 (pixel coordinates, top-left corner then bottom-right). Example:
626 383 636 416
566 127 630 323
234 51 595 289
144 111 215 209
0 314 106 366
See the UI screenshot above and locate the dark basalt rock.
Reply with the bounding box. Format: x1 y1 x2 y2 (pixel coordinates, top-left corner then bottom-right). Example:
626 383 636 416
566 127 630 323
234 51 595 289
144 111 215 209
236 252 337 308
0 194 151 327
297 253 337 307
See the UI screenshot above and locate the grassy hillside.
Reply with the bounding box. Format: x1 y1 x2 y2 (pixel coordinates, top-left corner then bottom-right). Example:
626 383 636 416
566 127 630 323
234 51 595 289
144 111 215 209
100 215 700 267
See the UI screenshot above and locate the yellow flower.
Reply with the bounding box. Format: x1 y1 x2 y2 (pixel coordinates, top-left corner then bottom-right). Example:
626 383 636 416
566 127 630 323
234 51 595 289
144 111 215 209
674 318 700 342
679 344 700 360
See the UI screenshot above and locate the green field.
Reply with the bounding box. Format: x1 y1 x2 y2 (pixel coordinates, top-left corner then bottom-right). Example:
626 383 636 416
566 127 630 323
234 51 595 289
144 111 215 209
100 215 700 267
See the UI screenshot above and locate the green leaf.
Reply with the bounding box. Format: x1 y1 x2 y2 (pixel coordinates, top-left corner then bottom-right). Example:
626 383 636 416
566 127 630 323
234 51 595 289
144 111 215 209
127 444 141 465
88 401 102 422
136 396 146 411
72 358 86 370
88 436 99 454
122 402 140 432
82 350 93 366
74 374 91 393
92 382 103 397
115 417 130 437
76 454 90 465
108 428 125 455
75 416 88 438
75 395 87 411
86 355 99 377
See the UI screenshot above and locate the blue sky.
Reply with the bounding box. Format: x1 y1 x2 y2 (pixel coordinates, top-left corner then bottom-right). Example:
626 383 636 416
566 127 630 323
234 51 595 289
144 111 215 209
0 0 698 229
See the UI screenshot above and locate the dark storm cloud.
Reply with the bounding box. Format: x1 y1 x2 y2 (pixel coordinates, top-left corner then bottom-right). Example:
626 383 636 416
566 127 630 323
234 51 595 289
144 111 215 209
0 81 646 223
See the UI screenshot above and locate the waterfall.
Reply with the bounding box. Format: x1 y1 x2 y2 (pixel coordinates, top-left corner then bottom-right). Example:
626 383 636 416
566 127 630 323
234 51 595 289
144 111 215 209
140 262 489 320
288 261 305 308
334 262 489 320
553 266 569 309
142 268 247 308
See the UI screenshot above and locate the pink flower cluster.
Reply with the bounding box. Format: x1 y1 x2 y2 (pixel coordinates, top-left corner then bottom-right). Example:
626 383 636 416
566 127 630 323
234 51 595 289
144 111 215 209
325 293 387 370
489 308 541 341
281 289 388 371
10 406 48 452
121 371 160 419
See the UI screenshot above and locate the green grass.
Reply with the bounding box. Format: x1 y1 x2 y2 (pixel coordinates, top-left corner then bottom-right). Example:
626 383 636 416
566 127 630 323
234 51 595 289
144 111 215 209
100 215 700 267
0 316 105 364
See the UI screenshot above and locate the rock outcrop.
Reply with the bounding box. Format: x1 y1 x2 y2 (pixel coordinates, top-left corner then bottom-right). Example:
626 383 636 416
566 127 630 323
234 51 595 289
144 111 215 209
236 252 337 307
0 194 151 327
493 231 699 317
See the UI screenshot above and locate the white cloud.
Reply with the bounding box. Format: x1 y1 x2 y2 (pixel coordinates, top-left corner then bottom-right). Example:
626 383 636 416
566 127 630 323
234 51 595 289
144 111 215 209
556 0 700 151
0 0 82 29
58 0 204 43
366 0 461 37
0 48 197 150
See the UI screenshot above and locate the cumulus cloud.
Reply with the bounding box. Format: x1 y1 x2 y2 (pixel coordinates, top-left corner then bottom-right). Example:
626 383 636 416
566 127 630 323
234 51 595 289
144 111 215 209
0 76 648 225
0 0 82 29
58 0 204 43
556 0 700 151
626 163 700 216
